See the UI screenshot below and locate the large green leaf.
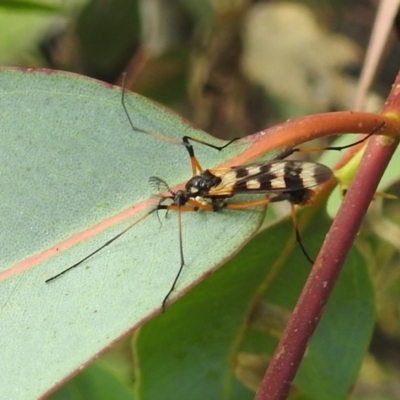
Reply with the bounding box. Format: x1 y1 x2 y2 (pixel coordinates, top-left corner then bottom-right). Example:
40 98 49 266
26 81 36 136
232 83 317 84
0 68 265 399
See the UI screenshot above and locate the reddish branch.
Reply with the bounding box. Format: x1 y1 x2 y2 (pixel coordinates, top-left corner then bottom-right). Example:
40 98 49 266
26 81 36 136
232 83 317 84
255 74 400 400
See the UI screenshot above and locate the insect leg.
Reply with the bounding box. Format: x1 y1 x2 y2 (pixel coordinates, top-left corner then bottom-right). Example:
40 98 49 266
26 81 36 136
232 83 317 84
271 190 315 263
161 208 184 312
120 73 149 136
181 136 239 175
225 191 315 263
120 73 180 145
274 122 385 160
157 200 213 311
224 197 272 209
288 202 314 263
45 208 157 283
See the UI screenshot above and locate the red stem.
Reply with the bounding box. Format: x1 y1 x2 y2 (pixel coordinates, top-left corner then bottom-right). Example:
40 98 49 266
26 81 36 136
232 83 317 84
235 111 398 166
255 74 400 400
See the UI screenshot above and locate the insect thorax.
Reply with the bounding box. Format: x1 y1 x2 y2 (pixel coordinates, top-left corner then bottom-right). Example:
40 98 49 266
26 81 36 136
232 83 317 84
185 170 222 197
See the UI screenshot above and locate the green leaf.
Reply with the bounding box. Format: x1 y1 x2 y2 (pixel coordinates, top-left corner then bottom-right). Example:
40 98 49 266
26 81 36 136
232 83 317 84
0 68 264 398
48 363 134 400
318 134 400 217
0 0 70 65
0 0 63 12
75 0 141 80
134 207 375 399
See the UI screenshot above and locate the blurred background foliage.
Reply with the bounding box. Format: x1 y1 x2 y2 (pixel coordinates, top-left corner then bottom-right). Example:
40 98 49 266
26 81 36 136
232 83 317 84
2 0 400 398
2 0 395 137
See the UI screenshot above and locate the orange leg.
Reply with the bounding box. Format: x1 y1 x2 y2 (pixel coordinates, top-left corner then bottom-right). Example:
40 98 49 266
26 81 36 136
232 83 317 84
225 197 272 209
182 136 239 175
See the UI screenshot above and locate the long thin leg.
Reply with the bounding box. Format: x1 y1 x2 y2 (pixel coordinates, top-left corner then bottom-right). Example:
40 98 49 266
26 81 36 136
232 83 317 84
161 209 185 312
121 73 237 176
120 73 149 136
225 193 315 263
46 208 157 283
225 197 272 209
289 202 314 263
156 198 214 311
157 200 215 311
275 122 385 160
120 73 180 144
182 136 239 175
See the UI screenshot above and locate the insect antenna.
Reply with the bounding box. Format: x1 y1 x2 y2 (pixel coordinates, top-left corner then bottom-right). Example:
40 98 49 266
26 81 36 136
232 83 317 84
149 176 173 193
149 176 177 222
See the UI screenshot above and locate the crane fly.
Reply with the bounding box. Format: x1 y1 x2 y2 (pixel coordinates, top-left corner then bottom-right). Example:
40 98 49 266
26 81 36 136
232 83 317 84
46 80 385 311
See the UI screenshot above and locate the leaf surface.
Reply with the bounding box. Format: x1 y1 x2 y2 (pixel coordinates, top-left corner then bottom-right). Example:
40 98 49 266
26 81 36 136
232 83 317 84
0 68 265 398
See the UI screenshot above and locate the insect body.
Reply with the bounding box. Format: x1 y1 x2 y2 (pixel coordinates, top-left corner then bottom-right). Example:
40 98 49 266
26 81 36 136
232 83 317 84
151 157 333 290
183 160 332 207
148 123 384 307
